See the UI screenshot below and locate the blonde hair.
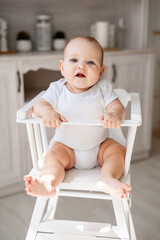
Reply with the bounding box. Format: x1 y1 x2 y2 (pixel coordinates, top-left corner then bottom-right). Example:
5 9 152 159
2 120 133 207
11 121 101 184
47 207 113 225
64 36 104 66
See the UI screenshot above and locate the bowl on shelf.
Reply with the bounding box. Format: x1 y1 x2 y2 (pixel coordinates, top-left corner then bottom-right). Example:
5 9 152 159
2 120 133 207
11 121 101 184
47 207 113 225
16 31 32 52
53 31 67 50
16 40 32 52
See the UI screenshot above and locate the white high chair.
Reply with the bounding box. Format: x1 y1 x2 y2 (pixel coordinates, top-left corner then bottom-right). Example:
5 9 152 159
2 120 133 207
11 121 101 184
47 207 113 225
17 89 142 240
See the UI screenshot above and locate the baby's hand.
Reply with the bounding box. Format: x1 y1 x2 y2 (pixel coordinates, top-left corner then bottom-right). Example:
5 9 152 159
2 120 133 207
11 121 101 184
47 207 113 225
100 112 121 128
42 109 67 128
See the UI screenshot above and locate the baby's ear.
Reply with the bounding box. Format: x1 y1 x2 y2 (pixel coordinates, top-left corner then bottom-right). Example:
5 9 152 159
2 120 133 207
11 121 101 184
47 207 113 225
100 65 105 76
59 60 64 76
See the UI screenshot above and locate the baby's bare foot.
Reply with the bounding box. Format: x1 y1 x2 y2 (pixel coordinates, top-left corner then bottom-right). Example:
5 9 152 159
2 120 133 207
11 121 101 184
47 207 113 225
24 175 56 197
96 177 132 199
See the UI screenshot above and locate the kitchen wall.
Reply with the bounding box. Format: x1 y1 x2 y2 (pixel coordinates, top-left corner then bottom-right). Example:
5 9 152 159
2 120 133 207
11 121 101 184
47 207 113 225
0 0 144 51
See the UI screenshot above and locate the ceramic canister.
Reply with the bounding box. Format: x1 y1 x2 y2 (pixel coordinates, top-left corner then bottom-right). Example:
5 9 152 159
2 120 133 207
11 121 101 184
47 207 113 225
36 15 52 51
94 21 109 48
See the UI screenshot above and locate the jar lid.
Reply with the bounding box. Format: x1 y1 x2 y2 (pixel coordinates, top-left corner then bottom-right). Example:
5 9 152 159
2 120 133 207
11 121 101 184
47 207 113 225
36 15 51 20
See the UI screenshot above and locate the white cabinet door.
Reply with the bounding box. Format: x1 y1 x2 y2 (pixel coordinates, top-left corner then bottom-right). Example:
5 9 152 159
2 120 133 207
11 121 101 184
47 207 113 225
21 54 62 74
0 61 23 193
103 53 154 159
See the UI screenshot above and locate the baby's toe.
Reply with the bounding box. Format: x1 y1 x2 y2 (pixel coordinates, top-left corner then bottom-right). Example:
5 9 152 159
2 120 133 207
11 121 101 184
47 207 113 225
25 181 30 187
120 192 127 199
124 184 132 191
24 175 33 181
25 184 32 191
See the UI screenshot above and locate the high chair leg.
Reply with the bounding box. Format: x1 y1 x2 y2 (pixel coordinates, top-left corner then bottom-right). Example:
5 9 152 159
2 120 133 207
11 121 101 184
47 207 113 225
42 190 60 221
129 207 137 240
112 197 130 239
122 198 137 240
26 197 49 240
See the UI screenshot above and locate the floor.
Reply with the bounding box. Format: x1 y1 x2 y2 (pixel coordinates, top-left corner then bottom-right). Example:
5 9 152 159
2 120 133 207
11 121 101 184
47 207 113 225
0 136 160 240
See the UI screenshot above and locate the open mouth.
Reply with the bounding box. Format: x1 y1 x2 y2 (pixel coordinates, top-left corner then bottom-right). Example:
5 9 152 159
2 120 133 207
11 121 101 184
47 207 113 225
75 73 86 78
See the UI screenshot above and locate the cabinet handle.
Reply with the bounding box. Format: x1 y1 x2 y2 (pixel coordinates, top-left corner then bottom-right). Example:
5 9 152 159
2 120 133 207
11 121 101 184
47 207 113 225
112 64 117 83
17 71 21 92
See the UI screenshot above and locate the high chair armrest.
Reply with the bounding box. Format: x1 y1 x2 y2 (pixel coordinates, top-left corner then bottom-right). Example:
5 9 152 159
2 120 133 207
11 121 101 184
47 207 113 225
17 92 142 127
128 92 142 126
16 91 45 121
17 118 141 127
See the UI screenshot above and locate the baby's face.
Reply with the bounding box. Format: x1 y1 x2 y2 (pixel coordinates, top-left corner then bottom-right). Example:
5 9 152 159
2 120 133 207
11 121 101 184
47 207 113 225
59 38 105 93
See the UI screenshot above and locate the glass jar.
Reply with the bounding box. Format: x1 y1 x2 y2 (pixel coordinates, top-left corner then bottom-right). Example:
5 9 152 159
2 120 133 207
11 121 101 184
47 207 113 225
36 15 52 51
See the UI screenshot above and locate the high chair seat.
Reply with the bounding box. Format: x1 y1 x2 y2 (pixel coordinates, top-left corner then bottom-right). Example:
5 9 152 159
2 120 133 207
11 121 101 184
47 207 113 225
30 165 130 192
59 167 130 192
17 89 142 240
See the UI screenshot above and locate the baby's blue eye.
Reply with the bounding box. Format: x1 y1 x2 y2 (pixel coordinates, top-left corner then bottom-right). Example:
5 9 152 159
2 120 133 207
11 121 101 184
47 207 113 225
88 61 95 65
70 59 77 62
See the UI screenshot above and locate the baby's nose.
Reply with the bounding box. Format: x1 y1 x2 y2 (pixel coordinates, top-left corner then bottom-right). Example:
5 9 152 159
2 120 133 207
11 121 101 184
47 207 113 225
77 63 86 69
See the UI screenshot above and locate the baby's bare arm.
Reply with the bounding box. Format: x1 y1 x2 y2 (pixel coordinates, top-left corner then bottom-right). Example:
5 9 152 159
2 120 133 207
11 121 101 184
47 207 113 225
101 99 125 128
33 98 67 127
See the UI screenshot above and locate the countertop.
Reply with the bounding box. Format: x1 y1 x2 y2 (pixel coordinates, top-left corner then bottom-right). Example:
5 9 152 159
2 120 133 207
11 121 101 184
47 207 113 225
0 49 155 61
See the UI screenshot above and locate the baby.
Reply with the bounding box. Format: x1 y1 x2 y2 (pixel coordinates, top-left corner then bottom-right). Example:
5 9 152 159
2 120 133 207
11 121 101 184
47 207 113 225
24 36 132 199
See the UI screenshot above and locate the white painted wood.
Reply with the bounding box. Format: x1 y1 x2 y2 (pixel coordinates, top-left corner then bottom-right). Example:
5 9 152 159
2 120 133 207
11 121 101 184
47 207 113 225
128 204 137 240
17 90 141 127
0 61 22 190
16 91 45 120
40 123 49 154
104 52 154 159
16 90 140 191
33 123 44 163
48 189 60 221
16 88 140 240
36 232 119 240
124 127 137 175
26 197 49 240
26 123 39 171
21 55 61 74
37 220 111 237
58 190 112 200
18 118 141 127
129 93 142 123
112 197 130 239
57 168 129 192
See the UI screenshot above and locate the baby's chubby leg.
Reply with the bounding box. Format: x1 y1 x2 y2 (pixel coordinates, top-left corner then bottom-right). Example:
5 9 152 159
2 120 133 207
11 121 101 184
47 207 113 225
24 142 75 197
96 138 132 198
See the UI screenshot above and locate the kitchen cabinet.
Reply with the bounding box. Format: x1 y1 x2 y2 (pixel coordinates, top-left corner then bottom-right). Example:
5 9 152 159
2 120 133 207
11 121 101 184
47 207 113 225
0 61 25 195
103 52 155 159
0 49 154 196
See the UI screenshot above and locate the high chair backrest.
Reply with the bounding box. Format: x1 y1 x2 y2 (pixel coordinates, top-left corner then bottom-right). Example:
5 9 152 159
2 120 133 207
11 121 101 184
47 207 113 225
17 89 142 176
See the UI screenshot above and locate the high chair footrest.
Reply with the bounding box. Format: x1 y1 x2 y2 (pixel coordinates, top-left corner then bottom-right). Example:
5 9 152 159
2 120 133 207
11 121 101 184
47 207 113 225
37 220 115 238
58 189 112 199
36 232 120 240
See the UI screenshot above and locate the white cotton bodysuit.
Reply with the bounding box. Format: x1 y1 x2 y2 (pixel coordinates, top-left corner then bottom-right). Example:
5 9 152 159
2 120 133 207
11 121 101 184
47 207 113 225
42 78 118 169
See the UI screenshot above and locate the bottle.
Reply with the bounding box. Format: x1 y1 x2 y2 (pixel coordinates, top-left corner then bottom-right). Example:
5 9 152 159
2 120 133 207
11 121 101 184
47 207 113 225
116 18 125 49
0 18 8 52
108 24 116 48
36 15 52 51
